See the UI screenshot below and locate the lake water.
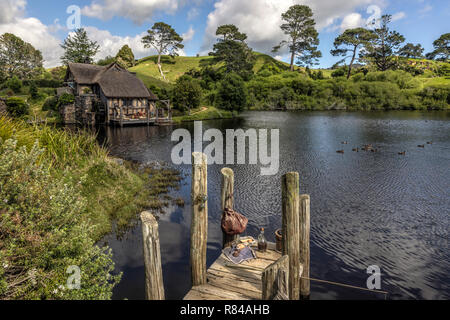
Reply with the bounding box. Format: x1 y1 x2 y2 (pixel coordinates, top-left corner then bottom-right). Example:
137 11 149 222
98 111 450 300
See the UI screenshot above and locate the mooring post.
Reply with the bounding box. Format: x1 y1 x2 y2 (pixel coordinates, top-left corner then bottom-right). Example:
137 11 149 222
262 255 290 300
299 194 310 298
281 172 301 300
140 211 165 300
220 167 237 248
191 152 208 286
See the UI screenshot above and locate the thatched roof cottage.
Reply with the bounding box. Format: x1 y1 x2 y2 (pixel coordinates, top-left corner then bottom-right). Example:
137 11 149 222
64 62 167 125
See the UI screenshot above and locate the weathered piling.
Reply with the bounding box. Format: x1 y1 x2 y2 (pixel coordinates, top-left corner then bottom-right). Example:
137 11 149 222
220 167 237 248
191 152 208 286
140 211 165 300
262 255 289 300
281 172 301 300
299 194 310 298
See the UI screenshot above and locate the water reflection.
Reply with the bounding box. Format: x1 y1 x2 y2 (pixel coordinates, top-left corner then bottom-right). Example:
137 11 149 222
98 111 450 300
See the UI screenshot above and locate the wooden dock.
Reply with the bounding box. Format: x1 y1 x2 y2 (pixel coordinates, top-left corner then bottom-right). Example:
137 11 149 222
184 243 281 300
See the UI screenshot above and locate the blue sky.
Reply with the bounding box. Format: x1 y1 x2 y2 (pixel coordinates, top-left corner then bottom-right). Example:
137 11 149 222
0 0 448 68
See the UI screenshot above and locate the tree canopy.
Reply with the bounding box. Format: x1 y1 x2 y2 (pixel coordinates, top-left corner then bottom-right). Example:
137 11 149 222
60 28 100 65
142 22 184 80
426 33 449 62
172 75 202 113
360 15 405 71
116 45 135 68
209 24 255 79
398 43 424 59
331 28 376 79
0 33 43 80
273 5 322 70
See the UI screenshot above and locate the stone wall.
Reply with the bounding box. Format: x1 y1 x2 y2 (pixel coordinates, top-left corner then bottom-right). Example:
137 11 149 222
59 103 76 124
59 94 100 125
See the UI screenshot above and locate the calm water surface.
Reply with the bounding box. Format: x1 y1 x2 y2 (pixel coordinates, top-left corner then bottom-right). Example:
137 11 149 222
98 111 450 300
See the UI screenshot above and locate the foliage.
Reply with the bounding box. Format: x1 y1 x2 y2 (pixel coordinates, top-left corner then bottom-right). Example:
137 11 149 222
58 93 75 106
273 5 321 69
398 43 424 59
29 82 39 100
361 15 405 71
5 97 29 117
331 28 376 79
60 28 100 65
142 22 184 80
209 25 255 79
6 76 22 93
215 73 247 111
426 33 449 62
0 33 43 79
172 75 202 112
97 55 116 66
42 96 59 111
0 138 121 299
116 45 135 68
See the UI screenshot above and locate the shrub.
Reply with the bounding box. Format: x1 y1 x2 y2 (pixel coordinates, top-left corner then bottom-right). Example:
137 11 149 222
5 97 29 117
58 93 75 106
42 96 59 111
215 73 247 111
0 138 121 299
331 67 347 78
172 75 202 112
6 76 22 93
29 82 39 100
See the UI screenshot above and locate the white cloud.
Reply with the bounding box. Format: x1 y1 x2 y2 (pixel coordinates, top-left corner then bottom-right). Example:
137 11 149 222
339 13 366 31
187 7 200 21
82 0 196 25
391 11 406 22
0 0 26 24
182 26 195 42
200 0 385 55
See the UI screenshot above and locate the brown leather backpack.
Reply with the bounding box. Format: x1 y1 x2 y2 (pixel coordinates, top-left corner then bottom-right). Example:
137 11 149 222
221 208 248 235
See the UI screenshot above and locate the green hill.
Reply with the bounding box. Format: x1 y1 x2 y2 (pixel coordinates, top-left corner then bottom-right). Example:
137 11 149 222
129 52 295 86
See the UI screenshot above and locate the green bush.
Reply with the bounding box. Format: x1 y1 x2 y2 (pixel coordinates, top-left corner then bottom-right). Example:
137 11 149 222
215 73 247 111
5 97 29 117
58 93 75 106
172 75 202 112
6 76 22 93
42 96 59 111
0 138 120 299
29 82 39 100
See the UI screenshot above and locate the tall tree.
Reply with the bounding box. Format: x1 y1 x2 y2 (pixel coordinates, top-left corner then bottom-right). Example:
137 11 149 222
60 28 99 65
426 33 449 62
398 43 424 59
273 5 321 71
209 24 255 79
0 33 43 79
331 28 376 79
142 22 184 80
360 15 405 71
116 45 135 68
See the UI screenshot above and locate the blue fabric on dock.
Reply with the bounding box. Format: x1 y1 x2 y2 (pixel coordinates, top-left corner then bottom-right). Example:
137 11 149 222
223 245 256 264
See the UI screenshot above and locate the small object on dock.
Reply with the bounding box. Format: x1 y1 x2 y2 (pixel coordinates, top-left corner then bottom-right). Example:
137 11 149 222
258 227 267 252
418 144 425 148
352 147 359 152
336 150 344 154
398 151 406 155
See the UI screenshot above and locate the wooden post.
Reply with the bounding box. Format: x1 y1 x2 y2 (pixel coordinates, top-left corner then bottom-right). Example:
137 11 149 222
191 152 208 286
281 172 301 300
299 194 310 298
146 102 150 126
119 104 123 127
220 167 237 248
262 255 289 300
140 211 165 300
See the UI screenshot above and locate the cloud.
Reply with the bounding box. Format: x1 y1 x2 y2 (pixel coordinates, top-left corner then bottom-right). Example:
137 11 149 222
391 11 406 22
82 0 197 25
419 5 432 14
200 0 385 55
0 0 26 24
182 26 195 42
187 7 200 21
339 13 366 31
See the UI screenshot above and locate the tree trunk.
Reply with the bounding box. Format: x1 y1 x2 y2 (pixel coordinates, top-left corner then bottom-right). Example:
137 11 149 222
290 51 295 72
347 47 357 79
157 53 166 81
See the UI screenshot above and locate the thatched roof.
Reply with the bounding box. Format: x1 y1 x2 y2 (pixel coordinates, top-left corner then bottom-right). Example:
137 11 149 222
66 62 157 100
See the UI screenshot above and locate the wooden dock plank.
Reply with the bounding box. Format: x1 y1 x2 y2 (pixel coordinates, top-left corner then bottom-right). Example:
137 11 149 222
184 245 281 300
